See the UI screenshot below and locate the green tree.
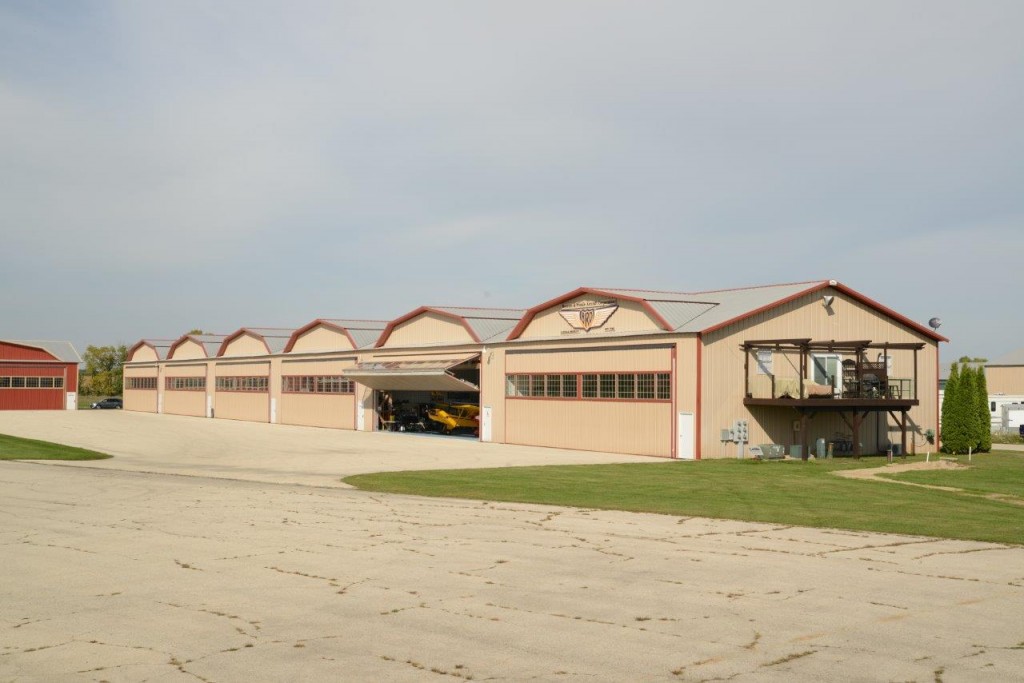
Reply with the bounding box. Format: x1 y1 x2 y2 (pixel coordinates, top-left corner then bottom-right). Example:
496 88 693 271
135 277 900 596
975 367 992 452
941 363 965 453
188 328 206 335
81 344 128 397
958 366 978 453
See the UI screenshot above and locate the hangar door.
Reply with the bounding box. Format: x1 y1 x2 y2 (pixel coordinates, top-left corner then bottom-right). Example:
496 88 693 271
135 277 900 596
280 357 357 430
0 364 66 410
124 365 159 413
214 362 270 423
504 345 674 457
162 364 207 417
343 355 480 434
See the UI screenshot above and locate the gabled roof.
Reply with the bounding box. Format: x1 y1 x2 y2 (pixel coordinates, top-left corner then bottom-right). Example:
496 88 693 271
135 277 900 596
168 334 229 359
284 319 389 352
376 306 525 348
988 348 1024 367
127 339 176 361
217 328 294 356
508 281 948 342
0 339 81 363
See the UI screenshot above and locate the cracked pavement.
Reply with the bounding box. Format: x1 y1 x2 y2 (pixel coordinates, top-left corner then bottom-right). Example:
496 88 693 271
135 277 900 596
2 413 1023 681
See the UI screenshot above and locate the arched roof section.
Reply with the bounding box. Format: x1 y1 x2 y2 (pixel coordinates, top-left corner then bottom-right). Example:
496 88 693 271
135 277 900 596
375 306 525 348
506 288 674 340
0 340 81 363
167 334 228 360
127 339 174 362
284 319 388 352
216 328 294 357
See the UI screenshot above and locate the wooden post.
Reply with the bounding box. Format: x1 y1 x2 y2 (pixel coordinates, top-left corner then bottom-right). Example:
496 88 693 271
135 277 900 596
801 410 810 460
744 346 750 398
901 410 908 457
852 411 863 458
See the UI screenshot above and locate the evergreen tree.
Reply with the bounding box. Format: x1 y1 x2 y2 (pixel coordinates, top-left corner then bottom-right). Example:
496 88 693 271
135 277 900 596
975 367 992 452
958 366 977 453
941 363 964 453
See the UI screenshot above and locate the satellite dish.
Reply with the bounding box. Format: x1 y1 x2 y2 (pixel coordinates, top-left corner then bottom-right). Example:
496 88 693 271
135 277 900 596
928 317 942 330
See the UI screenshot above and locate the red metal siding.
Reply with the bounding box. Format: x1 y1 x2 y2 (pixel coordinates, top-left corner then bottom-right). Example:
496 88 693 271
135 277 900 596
0 342 58 362
0 363 71 410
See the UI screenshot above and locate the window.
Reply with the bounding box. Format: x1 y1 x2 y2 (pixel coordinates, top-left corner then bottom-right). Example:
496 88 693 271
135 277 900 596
282 376 354 394
657 373 671 400
562 374 578 398
166 377 205 391
505 372 670 402
756 349 773 375
126 377 157 390
617 373 634 399
637 373 655 399
0 376 64 389
217 376 269 392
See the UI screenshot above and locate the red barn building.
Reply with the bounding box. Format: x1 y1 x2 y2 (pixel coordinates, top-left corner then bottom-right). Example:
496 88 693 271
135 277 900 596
0 340 81 410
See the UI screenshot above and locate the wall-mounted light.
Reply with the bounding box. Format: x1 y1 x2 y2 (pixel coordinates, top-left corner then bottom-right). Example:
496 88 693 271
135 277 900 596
822 295 835 309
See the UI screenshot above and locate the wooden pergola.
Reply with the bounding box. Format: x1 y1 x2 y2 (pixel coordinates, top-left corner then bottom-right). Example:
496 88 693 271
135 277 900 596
742 339 925 458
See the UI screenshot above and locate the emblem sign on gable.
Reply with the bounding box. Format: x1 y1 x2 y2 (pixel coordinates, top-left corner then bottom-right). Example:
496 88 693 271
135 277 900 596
559 299 618 333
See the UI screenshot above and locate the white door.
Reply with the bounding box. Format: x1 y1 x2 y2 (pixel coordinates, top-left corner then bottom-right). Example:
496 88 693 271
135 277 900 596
811 353 842 394
481 406 492 442
269 397 277 424
677 412 695 460
356 391 366 431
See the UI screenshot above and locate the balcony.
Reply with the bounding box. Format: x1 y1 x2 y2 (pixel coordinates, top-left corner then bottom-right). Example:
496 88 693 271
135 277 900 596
742 339 923 410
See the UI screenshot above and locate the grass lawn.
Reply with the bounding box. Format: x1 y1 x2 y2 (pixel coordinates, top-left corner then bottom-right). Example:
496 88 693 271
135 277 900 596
884 451 1024 498
0 433 112 461
345 452 1024 545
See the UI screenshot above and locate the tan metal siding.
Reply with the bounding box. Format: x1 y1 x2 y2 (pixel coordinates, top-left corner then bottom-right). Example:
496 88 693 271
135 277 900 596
221 333 267 357
170 339 207 360
279 357 358 429
215 362 271 376
503 346 673 457
129 346 158 363
289 326 355 353
164 364 207 377
214 361 270 422
123 365 159 413
517 297 662 339
987 367 1024 395
164 390 205 417
506 400 671 456
480 347 507 443
215 393 269 422
506 346 671 373
700 287 939 458
382 313 475 347
280 395 354 429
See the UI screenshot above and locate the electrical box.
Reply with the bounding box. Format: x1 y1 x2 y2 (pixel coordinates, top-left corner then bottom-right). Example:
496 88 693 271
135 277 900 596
733 419 748 443
721 428 734 442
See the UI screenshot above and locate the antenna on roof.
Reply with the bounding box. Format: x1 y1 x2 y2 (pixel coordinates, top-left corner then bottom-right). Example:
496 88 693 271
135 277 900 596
928 317 942 330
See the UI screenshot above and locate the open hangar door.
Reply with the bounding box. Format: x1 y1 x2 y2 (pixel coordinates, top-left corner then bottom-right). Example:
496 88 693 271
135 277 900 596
343 355 481 436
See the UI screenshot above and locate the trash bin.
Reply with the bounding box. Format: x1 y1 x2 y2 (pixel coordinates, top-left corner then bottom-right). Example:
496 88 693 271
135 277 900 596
790 445 802 459
816 437 827 459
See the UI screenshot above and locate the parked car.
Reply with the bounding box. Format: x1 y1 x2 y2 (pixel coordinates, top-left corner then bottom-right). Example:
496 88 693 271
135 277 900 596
91 397 123 410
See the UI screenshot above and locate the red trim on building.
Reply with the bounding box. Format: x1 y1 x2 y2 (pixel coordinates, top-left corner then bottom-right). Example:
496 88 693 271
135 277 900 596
375 306 484 348
284 320 360 353
695 336 702 460
506 287 674 340
217 329 273 357
168 334 210 359
699 281 948 343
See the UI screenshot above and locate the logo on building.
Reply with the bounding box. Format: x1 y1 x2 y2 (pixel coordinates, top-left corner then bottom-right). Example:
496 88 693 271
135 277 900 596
559 299 618 332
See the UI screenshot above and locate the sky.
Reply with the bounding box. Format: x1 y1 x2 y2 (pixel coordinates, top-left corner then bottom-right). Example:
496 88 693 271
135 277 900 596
1 1 1022 363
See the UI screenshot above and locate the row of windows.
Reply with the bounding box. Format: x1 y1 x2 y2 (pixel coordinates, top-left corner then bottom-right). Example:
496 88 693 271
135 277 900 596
166 377 206 391
282 376 354 394
506 372 671 401
216 376 269 392
0 376 65 389
126 377 158 390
